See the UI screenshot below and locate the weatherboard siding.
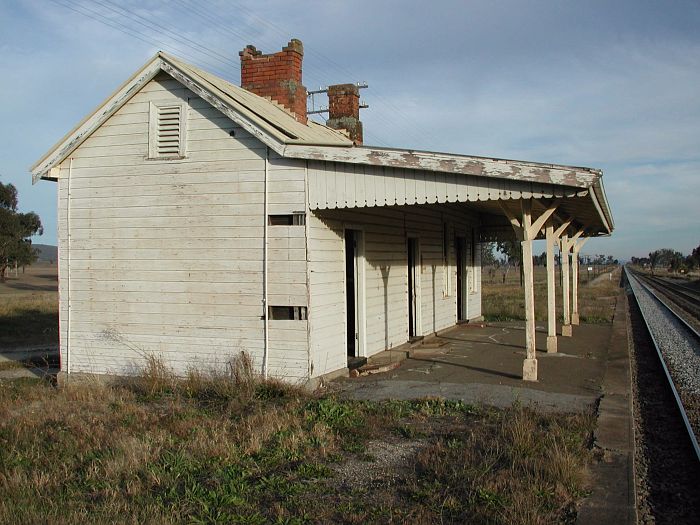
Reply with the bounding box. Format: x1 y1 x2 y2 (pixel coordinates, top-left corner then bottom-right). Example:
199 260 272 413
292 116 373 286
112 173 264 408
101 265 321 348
307 203 481 378
56 73 309 380
306 212 346 378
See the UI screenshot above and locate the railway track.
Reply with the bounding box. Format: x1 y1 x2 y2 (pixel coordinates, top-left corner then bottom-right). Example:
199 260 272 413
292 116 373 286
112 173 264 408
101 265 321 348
625 267 700 462
624 267 700 522
652 276 700 304
632 269 700 323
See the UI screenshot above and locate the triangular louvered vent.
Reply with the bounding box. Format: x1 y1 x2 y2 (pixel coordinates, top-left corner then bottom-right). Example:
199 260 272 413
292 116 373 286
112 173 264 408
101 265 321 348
156 105 181 156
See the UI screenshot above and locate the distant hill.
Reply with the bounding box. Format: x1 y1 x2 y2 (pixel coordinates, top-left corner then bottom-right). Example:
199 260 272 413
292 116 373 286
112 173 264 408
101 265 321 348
33 244 58 263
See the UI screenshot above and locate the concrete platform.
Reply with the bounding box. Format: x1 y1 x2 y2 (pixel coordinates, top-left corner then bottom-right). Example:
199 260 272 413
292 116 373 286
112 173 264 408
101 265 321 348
577 290 636 525
338 320 610 412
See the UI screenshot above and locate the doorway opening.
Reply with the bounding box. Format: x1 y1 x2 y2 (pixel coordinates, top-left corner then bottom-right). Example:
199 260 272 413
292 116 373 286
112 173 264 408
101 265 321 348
345 229 365 366
456 236 467 321
407 237 421 339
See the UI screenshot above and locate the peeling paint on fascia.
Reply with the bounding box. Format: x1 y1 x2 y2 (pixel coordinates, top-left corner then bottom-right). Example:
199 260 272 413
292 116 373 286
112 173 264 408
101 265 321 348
32 63 162 178
286 146 599 189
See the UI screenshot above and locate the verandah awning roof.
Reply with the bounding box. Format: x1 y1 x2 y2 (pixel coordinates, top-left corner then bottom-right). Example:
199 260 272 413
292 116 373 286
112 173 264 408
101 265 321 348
301 145 613 239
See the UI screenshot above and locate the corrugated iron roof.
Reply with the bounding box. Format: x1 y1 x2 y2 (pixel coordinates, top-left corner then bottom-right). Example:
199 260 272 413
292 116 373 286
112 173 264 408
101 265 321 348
160 53 351 147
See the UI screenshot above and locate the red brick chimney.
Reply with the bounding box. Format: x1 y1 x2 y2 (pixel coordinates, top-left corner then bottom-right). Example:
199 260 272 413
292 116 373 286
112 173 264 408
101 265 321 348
239 39 307 124
326 84 363 145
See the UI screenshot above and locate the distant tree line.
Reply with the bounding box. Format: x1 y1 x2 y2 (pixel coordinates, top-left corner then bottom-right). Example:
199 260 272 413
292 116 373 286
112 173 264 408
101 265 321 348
0 181 43 282
481 241 618 285
481 241 618 268
631 245 700 275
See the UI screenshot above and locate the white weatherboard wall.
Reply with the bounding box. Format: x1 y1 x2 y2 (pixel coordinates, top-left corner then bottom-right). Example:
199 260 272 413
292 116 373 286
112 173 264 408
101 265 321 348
307 203 481 378
57 72 309 380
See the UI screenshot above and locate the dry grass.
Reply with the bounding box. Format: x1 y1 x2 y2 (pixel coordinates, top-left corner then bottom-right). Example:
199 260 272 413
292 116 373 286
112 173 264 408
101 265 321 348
482 267 620 323
0 355 595 524
408 404 594 524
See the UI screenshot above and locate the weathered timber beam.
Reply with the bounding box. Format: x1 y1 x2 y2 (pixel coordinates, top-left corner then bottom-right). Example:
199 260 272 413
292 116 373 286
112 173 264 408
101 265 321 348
528 199 560 239
554 219 572 239
500 202 523 239
561 233 572 337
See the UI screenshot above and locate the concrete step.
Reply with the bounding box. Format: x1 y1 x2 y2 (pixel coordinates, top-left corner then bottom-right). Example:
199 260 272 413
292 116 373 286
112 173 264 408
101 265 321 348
350 360 403 378
347 356 368 371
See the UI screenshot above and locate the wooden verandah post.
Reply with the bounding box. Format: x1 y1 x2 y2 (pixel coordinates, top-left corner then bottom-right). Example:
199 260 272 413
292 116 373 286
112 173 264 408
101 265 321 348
571 236 588 325
521 203 536 381
560 230 583 336
501 199 558 381
546 219 571 353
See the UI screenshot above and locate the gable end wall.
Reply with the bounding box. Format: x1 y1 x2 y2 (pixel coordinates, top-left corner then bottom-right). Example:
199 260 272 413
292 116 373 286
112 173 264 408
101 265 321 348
57 72 309 380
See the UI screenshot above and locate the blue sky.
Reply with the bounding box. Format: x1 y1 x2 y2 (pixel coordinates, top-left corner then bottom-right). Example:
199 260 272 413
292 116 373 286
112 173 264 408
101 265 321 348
1 0 699 260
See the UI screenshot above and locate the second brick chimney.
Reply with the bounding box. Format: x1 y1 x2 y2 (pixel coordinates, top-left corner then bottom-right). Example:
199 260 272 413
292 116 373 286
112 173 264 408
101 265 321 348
239 39 307 124
326 84 363 145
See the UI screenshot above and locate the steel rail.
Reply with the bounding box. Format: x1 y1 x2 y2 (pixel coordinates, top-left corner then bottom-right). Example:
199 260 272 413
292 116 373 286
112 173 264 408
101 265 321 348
630 270 700 325
640 273 700 307
625 267 700 464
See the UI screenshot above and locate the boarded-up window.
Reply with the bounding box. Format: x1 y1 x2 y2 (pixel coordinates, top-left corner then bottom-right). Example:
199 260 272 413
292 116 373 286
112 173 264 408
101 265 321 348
268 306 307 320
149 101 187 159
268 213 306 226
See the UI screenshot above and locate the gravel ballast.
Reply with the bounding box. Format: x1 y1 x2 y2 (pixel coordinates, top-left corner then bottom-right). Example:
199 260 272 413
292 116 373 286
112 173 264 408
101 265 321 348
627 273 700 401
626 270 700 523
